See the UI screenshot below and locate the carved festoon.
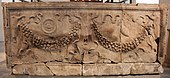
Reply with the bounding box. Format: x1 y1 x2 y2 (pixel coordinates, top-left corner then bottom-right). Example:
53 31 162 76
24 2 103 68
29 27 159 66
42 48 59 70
2 2 168 76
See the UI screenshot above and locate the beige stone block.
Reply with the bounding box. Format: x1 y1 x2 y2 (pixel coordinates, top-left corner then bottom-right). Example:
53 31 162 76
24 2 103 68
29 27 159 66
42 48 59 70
13 63 54 75
131 63 163 74
83 63 163 76
46 62 82 76
3 2 168 76
83 64 97 76
83 63 132 76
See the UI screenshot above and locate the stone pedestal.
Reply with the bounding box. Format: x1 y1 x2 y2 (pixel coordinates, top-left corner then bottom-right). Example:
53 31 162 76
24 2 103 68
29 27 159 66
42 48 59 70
12 63 163 76
1 2 169 76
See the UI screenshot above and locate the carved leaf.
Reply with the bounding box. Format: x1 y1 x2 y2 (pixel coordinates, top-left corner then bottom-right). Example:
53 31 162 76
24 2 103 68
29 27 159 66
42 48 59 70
121 24 129 37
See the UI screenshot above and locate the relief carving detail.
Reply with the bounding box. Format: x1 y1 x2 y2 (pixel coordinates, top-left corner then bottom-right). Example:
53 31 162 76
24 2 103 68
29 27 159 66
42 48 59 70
3 3 167 76
9 9 160 64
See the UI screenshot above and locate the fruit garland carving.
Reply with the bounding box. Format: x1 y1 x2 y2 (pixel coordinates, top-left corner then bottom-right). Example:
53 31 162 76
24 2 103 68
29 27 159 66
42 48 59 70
91 22 150 52
18 20 80 51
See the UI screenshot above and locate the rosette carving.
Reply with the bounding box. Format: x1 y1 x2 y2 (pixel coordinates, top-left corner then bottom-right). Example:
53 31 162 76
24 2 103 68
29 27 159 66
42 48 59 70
17 13 81 51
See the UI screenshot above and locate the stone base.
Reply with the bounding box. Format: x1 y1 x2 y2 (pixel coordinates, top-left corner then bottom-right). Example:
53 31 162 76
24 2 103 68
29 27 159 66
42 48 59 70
7 75 161 78
83 63 163 76
12 62 163 76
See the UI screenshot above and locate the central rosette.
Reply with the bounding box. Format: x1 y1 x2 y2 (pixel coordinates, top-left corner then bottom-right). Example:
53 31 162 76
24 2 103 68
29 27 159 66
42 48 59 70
42 19 56 34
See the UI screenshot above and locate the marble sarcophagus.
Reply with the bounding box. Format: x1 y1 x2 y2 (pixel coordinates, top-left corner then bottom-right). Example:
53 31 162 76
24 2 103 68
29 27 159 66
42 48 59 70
2 2 169 76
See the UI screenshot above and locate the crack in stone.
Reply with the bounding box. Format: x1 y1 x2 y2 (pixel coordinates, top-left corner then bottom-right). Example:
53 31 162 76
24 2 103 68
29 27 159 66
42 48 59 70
44 63 55 76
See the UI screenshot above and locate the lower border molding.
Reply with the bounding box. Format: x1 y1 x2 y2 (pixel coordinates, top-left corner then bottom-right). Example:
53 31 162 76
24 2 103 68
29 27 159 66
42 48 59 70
12 62 163 76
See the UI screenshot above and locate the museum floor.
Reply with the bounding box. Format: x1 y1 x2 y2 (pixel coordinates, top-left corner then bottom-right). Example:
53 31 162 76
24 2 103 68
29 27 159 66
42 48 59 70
0 41 169 78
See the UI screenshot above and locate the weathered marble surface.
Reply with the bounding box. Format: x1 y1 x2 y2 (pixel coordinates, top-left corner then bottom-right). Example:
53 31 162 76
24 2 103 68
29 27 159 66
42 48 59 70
83 63 163 76
13 63 82 76
2 2 169 76
13 62 163 76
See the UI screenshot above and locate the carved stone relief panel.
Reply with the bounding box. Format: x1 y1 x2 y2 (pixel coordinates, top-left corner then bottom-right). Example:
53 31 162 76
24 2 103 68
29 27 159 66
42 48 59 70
2 2 168 76
121 11 161 62
10 10 82 64
8 10 124 64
